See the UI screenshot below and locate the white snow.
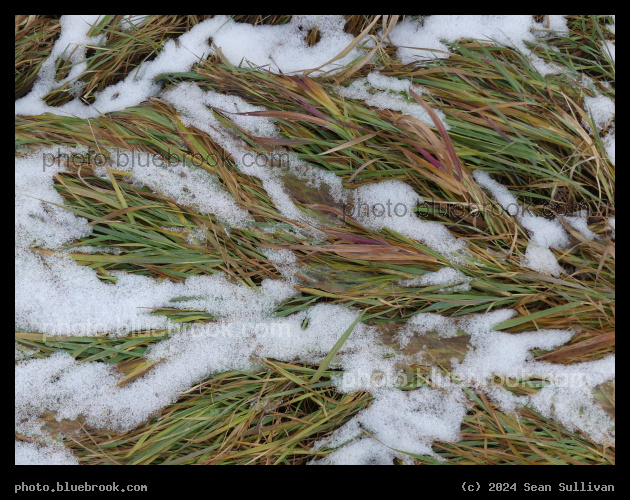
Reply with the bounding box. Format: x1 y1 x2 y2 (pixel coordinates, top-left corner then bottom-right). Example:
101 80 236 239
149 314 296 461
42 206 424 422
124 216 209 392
583 94 615 133
473 169 572 276
313 386 468 464
608 218 615 240
397 267 471 292
603 129 615 166
15 15 366 118
315 308 615 463
454 324 615 444
16 303 400 433
108 149 252 227
260 247 301 284
561 210 598 241
15 441 79 466
388 15 567 75
16 245 298 336
15 149 93 249
401 309 516 342
336 72 447 128
209 15 364 74
603 40 615 63
353 180 468 261
521 245 565 277
119 15 149 32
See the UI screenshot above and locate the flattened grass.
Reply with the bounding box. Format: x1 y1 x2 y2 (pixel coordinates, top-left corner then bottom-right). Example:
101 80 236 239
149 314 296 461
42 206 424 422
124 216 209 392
15 15 614 464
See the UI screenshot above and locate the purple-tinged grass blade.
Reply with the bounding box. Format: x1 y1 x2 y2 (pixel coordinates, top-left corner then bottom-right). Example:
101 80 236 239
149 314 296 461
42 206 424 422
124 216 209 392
414 145 447 173
409 88 463 180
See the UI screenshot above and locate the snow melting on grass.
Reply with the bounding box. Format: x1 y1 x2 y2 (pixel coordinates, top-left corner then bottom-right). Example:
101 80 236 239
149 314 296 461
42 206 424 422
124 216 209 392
527 359 616 445
397 267 471 293
15 303 401 434
206 15 363 74
14 144 615 462
15 294 615 461
473 169 570 276
583 94 615 134
119 15 149 32
260 247 301 285
14 14 574 263
15 15 106 117
15 247 297 336
15 15 614 464
15 15 364 118
15 15 576 120
15 148 298 336
603 129 615 166
15 15 228 117
312 308 614 464
15 144 467 340
452 324 615 445
353 180 468 262
15 149 93 249
336 71 448 128
388 15 567 75
103 149 252 227
561 210 598 241
163 84 468 261
312 386 469 464
162 82 336 233
15 441 78 466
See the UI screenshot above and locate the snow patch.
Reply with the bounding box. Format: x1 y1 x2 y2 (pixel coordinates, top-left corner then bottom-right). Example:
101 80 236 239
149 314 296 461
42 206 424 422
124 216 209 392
15 441 78 466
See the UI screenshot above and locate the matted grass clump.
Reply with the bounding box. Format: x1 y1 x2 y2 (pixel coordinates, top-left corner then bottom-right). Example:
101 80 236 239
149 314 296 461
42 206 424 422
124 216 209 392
15 15 614 465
